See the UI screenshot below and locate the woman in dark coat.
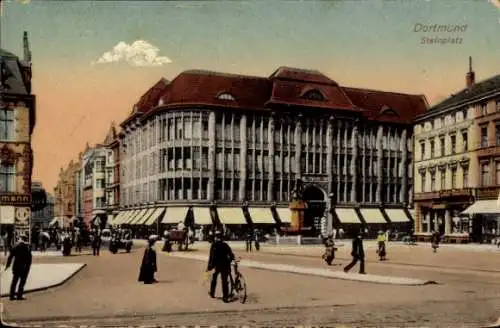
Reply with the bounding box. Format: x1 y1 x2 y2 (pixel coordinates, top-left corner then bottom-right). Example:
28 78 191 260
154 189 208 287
138 236 158 284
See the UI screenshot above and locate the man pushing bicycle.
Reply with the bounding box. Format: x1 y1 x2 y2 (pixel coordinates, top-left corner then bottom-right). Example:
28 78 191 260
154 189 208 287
206 230 235 303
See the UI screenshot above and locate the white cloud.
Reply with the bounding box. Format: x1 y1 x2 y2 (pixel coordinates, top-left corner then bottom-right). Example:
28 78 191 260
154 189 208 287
490 0 500 9
93 40 172 67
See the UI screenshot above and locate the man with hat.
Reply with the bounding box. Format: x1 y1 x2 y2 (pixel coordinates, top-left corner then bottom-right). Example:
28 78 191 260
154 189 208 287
206 230 235 303
344 232 366 274
138 235 158 284
5 234 32 300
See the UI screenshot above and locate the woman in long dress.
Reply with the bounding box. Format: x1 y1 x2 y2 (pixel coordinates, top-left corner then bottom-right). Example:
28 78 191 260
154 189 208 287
138 236 158 284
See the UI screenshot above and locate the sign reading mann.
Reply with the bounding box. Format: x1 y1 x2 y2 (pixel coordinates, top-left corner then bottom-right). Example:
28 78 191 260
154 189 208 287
0 194 31 205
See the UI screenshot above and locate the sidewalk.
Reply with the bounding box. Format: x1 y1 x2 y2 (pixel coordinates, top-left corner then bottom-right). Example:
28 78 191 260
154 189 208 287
0 263 86 297
167 252 435 286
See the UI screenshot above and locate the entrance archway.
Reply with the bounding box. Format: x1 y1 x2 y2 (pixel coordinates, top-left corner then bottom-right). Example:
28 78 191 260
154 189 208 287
302 185 326 237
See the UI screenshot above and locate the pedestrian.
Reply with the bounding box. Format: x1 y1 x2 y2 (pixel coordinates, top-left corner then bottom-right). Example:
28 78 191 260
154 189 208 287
431 231 440 253
376 230 387 261
322 233 336 265
91 227 101 256
254 228 260 251
344 232 366 274
138 236 158 284
206 230 235 303
4 234 32 300
245 228 253 252
75 228 82 253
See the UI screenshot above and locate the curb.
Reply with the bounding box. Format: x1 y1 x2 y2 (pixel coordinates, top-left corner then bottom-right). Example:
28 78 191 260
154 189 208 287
0 263 87 298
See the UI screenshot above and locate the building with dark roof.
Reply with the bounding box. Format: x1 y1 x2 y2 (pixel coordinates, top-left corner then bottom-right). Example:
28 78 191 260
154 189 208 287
0 32 36 241
413 58 500 243
113 67 427 237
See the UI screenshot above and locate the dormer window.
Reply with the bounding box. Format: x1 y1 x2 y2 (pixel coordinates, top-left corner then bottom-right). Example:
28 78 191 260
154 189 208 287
158 98 164 106
380 105 398 116
302 89 325 101
217 93 236 101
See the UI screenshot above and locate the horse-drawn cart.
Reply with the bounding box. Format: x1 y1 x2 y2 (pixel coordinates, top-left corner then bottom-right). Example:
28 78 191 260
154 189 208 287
164 229 195 251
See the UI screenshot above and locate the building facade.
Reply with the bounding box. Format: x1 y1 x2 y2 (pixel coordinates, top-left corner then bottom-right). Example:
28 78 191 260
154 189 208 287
104 123 120 225
413 59 500 242
81 144 107 228
0 32 36 239
31 181 54 229
53 159 80 228
114 67 426 236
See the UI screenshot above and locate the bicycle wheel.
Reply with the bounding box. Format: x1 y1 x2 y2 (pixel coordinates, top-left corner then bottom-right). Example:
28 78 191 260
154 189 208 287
235 274 247 304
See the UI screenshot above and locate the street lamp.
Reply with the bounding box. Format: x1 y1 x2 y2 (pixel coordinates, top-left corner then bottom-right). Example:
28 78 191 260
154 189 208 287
328 192 335 234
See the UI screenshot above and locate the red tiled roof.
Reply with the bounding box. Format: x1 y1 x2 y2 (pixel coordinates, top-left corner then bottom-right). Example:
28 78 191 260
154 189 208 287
123 68 428 126
343 87 428 124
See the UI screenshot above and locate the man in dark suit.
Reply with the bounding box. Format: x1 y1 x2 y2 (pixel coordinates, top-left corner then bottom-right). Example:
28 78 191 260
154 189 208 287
206 230 235 303
343 232 366 274
5 234 32 300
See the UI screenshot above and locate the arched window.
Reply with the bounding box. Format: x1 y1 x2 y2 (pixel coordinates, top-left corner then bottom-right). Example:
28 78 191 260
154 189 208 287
302 89 325 101
216 93 236 101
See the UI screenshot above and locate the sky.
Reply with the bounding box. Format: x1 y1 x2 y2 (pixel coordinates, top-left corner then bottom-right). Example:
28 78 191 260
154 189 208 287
1 0 499 193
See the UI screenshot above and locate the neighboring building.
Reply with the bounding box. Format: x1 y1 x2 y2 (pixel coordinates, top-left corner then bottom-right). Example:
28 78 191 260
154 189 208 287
31 181 54 229
0 32 36 239
103 123 120 225
75 153 83 220
81 144 107 228
413 58 500 242
52 159 80 228
114 67 427 236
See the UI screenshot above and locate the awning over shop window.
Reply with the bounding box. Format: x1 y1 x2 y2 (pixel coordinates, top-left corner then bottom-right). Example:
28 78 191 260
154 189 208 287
123 210 140 224
112 211 126 225
384 209 410 223
335 208 362 224
49 217 60 227
193 207 213 225
247 207 275 224
275 208 291 224
218 207 247 225
461 200 500 215
0 206 15 224
360 208 387 224
162 207 189 224
144 208 166 226
130 209 148 225
136 208 156 225
110 212 124 225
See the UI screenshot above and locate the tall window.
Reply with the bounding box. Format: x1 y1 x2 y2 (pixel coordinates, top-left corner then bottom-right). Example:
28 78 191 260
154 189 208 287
0 109 14 140
420 141 425 160
451 168 457 189
481 103 487 116
440 170 446 190
450 135 456 154
420 172 426 192
496 162 500 185
497 100 500 112
463 166 469 188
481 163 490 186
439 137 445 156
462 131 468 152
0 164 15 192
430 172 436 191
481 127 488 148
496 124 500 146
430 138 435 158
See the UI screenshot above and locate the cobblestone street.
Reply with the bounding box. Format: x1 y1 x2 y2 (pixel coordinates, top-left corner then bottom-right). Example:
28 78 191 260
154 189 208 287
1 243 500 327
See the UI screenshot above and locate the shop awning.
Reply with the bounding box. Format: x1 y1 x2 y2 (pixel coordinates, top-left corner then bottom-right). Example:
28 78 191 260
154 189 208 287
461 200 500 215
144 208 166 226
110 211 124 225
360 208 387 224
193 207 213 225
384 209 410 223
49 217 60 227
335 208 362 224
162 207 189 224
247 207 275 224
218 207 247 225
275 208 291 224
129 209 148 225
113 211 127 225
136 208 156 225
123 210 140 224
408 209 415 220
0 206 15 224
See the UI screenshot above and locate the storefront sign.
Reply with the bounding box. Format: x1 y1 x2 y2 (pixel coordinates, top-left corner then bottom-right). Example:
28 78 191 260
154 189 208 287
0 194 31 205
414 192 440 201
476 187 500 200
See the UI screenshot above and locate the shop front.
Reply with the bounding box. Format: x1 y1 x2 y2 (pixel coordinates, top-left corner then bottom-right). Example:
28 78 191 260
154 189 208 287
461 187 500 243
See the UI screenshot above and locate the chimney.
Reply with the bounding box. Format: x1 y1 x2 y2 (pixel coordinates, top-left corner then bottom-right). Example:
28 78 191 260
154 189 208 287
23 31 32 63
466 56 475 88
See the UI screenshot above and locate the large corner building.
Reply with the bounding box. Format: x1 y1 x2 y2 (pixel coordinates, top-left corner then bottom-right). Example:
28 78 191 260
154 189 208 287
113 67 427 236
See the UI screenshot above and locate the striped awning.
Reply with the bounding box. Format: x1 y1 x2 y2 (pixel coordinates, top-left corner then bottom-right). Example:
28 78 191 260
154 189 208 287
129 209 148 225
385 209 410 223
335 208 361 224
275 208 291 224
111 211 125 225
136 208 156 225
193 207 213 225
114 211 130 225
162 207 189 224
217 207 247 225
144 208 166 226
247 207 275 224
123 210 140 224
360 208 387 224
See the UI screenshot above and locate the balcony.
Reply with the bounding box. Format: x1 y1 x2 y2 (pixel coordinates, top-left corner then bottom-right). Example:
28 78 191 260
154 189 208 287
477 145 500 158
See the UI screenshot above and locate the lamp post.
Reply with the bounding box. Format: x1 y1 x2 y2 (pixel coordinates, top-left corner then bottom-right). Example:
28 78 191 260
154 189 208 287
328 192 335 235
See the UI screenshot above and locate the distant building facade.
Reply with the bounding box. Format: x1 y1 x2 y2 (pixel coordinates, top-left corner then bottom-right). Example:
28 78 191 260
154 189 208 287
81 144 107 228
53 159 80 228
0 32 36 239
413 58 500 242
115 67 427 236
104 123 121 225
31 181 54 229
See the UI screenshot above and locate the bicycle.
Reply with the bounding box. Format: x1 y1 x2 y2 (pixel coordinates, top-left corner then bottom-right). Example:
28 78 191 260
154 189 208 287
229 258 247 304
